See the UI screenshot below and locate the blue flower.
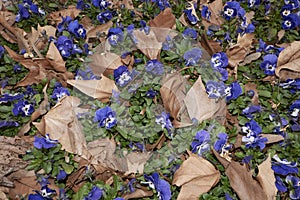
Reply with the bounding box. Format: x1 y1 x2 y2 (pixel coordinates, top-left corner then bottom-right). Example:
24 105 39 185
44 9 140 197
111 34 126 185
191 130 211 156
114 65 133 87
285 0 300 9
108 28 124 46
183 47 202 66
282 13 300 30
260 54 278 76
76 0 90 10
12 100 34 116
97 10 113 24
146 88 157 99
0 45 5 59
272 155 298 175
214 67 228 81
84 185 103 200
242 105 261 119
290 99 300 118
286 175 300 199
144 172 171 200
57 170 67 181
114 198 124 200
242 155 253 165
155 112 173 134
248 0 260 8
16 4 30 22
145 59 164 76
162 36 173 50
182 28 197 40
57 16 72 33
0 93 24 103
225 81 242 101
241 120 262 135
51 84 70 102
281 5 293 18
92 0 111 9
223 1 241 20
242 133 268 150
94 106 117 129
28 185 56 200
140 20 150 35
34 134 58 149
214 133 232 154
67 20 86 38
76 68 100 80
275 176 288 192
56 36 74 58
211 52 228 68
0 121 19 128
257 39 284 55
184 9 198 25
225 193 233 200
201 5 211 21
153 0 170 11
206 81 226 99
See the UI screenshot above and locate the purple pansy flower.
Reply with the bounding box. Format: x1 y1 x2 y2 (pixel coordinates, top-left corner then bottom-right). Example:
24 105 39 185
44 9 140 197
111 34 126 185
51 83 70 102
191 130 211 156
225 81 242 101
57 170 67 181
0 93 24 103
92 0 111 9
285 0 300 9
184 9 198 25
214 133 232 154
146 88 157 99
55 35 74 57
286 175 300 199
242 105 261 119
28 185 56 200
16 4 30 22
67 20 86 38
84 185 103 200
242 132 268 150
241 120 262 135
211 52 228 68
143 172 171 200
145 59 164 76
34 134 58 149
94 106 117 129
289 99 300 118
107 28 124 46
282 13 300 30
155 112 173 134
248 0 260 8
12 100 34 117
114 66 133 87
275 176 288 192
182 28 197 40
183 47 202 66
201 5 211 21
272 155 298 175
223 1 241 20
97 10 113 24
0 45 5 59
0 121 19 128
206 81 226 99
260 54 278 76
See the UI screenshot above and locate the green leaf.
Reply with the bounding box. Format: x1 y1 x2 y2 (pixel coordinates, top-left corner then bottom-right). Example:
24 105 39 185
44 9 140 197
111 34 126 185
61 163 74 174
258 90 272 98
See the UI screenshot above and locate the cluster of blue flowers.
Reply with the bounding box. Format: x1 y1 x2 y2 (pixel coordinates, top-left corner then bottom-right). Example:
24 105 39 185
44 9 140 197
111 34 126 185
51 82 70 102
143 172 171 200
241 120 268 150
15 0 45 22
272 154 300 199
280 0 300 30
205 80 242 102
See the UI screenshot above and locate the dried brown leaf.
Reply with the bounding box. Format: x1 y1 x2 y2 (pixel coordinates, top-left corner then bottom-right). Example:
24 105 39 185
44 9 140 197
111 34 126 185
184 76 226 124
261 134 284 144
276 41 300 80
125 152 152 175
33 96 90 159
86 21 113 44
213 150 276 200
67 77 118 102
133 29 162 59
0 11 16 43
47 6 81 25
201 0 224 30
240 52 261 65
123 188 153 199
277 30 285 42
172 153 220 200
46 42 66 72
160 73 192 128
200 33 222 56
149 8 176 29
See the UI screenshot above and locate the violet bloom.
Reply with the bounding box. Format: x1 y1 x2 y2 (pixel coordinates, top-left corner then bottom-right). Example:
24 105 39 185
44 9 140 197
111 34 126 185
242 132 268 150
275 176 287 192
201 5 211 21
183 9 198 25
183 48 202 66
107 28 124 46
84 186 103 200
290 99 300 118
114 65 132 87
56 35 74 58
214 67 228 81
28 185 56 200
191 130 211 156
67 20 86 38
155 112 173 134
146 88 157 99
272 155 298 175
114 198 124 200
12 100 34 117
257 39 284 55
182 28 197 40
154 0 170 11
57 16 72 33
248 0 260 8
34 134 58 149
92 0 111 9
241 120 262 135
16 4 30 22
282 13 300 30
285 0 300 9
145 59 164 76
286 175 300 199
97 10 113 24
0 121 19 128
57 170 67 181
51 83 70 102
242 105 261 119
260 54 278 76
225 81 242 101
0 93 24 103
206 81 226 99
281 4 293 18
210 52 228 68
214 133 232 153
94 106 117 129
143 172 171 200
223 1 241 20
279 78 300 93
0 46 4 59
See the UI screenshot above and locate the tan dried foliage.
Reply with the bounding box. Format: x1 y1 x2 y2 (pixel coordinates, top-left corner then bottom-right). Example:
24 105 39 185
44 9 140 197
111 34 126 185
4 45 73 87
33 96 90 159
201 0 224 30
0 11 17 44
123 188 153 199
172 152 220 200
213 150 277 200
67 76 118 102
47 5 81 25
240 52 261 66
28 24 56 52
86 21 113 44
276 41 300 80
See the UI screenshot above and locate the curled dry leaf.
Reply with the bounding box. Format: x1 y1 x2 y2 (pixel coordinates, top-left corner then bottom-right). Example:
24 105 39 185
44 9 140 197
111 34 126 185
67 76 119 102
213 150 277 200
200 33 222 56
201 0 224 31
0 11 16 44
28 24 56 52
47 5 81 25
172 152 220 200
4 45 73 87
123 188 153 200
33 96 90 159
276 41 300 80
46 42 66 72
240 52 261 66
184 76 226 125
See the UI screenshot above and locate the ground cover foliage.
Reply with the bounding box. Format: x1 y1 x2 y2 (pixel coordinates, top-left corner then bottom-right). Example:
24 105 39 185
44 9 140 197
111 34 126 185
0 0 300 199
